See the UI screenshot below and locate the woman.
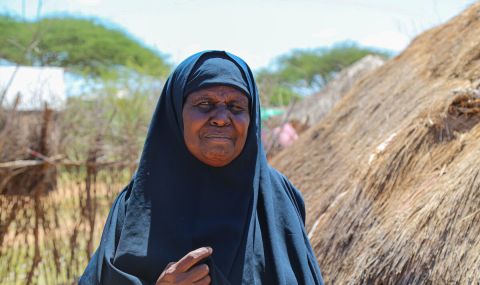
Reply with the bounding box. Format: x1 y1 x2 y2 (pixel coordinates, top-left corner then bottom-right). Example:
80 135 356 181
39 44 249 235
80 51 324 285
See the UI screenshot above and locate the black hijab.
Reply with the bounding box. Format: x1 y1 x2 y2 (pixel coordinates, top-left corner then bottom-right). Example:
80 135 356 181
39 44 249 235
79 51 323 285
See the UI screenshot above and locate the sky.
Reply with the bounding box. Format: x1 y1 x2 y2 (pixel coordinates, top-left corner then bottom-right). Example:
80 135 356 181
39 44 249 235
0 0 477 70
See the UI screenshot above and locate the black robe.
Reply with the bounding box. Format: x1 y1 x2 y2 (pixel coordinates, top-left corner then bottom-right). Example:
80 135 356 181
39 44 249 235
79 51 324 285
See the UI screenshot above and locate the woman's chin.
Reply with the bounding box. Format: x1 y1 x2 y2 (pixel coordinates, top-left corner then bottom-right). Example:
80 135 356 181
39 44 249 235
200 150 235 167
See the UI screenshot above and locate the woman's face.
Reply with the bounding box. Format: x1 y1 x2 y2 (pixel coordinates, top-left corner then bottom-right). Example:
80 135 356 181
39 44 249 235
182 85 250 167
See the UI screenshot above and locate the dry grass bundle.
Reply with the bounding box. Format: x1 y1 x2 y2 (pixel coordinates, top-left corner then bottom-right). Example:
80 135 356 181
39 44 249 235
288 55 385 128
272 2 480 284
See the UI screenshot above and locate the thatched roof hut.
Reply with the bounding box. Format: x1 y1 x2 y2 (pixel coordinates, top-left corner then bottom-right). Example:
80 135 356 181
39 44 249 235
288 55 384 129
0 66 64 195
272 2 480 284
0 108 60 195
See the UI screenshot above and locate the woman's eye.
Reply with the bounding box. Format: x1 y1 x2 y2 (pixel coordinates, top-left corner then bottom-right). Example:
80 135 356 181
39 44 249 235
230 105 246 113
197 101 212 110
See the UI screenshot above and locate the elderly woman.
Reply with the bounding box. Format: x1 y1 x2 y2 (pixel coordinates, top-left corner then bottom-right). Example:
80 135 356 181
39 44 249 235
79 51 323 285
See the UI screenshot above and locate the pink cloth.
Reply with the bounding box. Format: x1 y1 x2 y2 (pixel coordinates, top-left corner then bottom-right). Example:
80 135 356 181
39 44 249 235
272 123 298 148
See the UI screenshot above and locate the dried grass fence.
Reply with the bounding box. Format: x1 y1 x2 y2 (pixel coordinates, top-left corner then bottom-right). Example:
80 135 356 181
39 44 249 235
0 98 141 284
0 160 135 285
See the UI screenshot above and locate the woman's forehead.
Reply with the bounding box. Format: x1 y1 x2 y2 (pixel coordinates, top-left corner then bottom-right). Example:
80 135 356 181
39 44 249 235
187 85 249 102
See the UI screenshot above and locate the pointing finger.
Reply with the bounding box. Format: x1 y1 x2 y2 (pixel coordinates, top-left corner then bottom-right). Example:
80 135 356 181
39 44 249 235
175 247 213 273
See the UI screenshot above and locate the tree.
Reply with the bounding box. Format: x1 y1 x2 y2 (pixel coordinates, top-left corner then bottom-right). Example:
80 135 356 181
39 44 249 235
256 69 301 107
256 42 391 106
0 15 170 78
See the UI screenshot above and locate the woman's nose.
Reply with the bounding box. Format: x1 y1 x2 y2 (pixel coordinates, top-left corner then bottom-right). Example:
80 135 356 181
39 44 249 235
210 106 231 126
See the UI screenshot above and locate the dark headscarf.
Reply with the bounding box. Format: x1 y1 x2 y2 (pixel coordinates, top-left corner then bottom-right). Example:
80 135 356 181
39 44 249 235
79 51 323 285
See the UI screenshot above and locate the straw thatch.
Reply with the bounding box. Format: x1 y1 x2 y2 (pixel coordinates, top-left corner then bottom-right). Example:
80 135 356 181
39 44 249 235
288 55 385 128
272 3 480 284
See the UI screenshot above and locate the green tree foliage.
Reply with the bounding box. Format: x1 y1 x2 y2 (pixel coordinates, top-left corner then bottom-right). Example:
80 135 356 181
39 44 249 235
256 69 301 107
256 42 390 106
0 15 170 77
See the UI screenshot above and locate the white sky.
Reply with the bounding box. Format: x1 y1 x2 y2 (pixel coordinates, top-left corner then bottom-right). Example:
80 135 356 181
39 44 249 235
1 0 477 70
0 66 66 109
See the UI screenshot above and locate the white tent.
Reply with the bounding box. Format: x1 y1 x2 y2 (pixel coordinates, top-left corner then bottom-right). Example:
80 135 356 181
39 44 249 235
0 66 66 110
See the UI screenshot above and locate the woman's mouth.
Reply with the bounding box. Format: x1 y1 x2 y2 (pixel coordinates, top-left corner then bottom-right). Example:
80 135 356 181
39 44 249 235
204 134 232 142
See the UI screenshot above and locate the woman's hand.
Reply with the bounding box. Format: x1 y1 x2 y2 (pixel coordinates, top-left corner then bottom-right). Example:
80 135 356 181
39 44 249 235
156 247 213 285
